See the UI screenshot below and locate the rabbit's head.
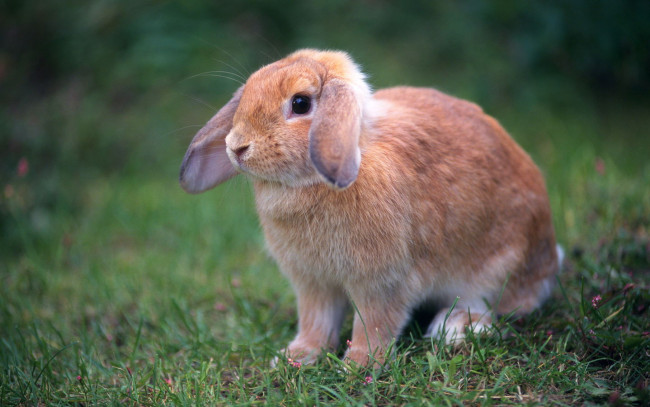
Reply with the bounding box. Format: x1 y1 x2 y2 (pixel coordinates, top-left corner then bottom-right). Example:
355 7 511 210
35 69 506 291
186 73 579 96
180 49 371 192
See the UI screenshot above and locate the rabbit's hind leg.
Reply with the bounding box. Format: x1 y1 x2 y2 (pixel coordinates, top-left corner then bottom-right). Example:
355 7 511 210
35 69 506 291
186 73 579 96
423 302 492 344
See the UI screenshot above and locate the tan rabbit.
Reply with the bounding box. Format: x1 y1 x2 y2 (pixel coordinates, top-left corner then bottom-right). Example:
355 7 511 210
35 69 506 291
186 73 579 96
179 49 562 367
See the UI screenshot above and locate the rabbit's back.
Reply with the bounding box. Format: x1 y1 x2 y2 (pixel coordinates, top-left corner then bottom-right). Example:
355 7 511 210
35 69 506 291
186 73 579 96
370 86 557 307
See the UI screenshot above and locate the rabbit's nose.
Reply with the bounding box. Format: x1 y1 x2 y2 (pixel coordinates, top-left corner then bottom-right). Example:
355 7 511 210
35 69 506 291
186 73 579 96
233 145 249 158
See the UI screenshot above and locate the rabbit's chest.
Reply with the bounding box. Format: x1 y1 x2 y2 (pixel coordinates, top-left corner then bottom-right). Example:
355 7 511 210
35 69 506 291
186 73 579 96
255 185 410 281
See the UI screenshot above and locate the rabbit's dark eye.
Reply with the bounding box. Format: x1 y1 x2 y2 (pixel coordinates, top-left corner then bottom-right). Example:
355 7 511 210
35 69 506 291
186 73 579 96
291 95 311 115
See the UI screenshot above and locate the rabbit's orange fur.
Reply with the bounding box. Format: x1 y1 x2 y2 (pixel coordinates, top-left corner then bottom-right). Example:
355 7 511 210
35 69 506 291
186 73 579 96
180 49 560 367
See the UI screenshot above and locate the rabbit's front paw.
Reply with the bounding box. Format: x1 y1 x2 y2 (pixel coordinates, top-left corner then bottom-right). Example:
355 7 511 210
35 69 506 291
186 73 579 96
273 341 323 367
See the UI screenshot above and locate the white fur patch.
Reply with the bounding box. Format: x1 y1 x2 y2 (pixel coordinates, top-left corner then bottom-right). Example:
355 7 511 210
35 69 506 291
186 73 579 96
556 244 565 271
424 303 491 344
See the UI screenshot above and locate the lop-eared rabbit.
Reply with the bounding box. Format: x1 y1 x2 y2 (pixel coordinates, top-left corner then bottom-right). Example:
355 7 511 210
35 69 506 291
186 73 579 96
180 49 562 367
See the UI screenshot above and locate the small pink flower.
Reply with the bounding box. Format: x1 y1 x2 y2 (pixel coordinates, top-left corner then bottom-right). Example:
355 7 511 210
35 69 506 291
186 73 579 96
76 375 82 381
214 302 227 311
591 295 602 308
287 358 301 368
595 158 605 175
164 378 172 386
546 330 553 336
346 339 352 347
17 157 29 178
363 376 373 385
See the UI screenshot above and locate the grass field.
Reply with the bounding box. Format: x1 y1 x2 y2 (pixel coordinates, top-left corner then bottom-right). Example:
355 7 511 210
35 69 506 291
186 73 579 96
2 2 650 405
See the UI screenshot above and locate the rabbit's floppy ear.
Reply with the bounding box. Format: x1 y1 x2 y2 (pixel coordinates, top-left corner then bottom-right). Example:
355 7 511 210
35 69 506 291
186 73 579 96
179 86 243 194
309 78 363 189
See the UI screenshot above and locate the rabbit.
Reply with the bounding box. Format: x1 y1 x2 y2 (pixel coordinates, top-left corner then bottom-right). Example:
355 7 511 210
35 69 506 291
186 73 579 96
179 49 562 367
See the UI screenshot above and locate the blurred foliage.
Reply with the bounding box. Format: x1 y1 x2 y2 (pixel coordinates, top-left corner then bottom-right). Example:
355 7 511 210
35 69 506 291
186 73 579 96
1 0 649 258
2 1 649 97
